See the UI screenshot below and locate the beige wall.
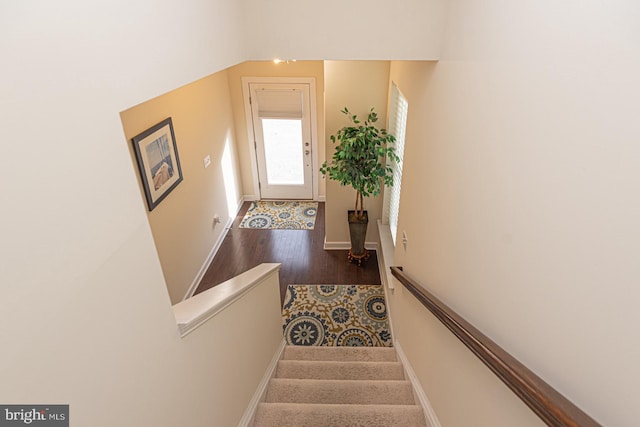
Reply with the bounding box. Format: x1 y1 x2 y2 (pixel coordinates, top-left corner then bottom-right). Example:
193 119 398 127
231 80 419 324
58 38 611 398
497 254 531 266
226 60 326 199
0 0 265 425
388 1 640 425
169 269 283 427
323 61 390 245
387 61 545 427
121 71 243 304
242 0 447 61
391 279 546 427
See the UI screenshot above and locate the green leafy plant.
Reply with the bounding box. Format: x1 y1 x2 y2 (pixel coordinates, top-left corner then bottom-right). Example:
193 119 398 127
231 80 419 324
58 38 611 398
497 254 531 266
320 107 399 219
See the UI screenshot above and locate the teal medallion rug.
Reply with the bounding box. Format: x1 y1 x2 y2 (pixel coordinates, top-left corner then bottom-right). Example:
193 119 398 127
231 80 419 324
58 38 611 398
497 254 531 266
239 201 318 230
282 284 392 347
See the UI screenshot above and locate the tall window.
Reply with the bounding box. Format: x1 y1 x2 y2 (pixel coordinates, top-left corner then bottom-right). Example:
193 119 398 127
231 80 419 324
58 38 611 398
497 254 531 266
384 82 408 245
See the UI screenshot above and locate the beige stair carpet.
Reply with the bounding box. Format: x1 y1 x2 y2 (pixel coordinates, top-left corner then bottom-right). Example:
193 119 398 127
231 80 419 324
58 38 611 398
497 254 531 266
253 346 427 427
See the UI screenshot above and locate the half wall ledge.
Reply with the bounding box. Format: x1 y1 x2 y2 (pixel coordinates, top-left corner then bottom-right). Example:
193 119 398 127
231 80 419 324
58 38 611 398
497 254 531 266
172 263 282 337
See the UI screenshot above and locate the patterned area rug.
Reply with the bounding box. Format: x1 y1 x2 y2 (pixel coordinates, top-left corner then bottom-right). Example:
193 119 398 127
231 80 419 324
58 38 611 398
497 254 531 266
282 285 392 347
239 201 318 230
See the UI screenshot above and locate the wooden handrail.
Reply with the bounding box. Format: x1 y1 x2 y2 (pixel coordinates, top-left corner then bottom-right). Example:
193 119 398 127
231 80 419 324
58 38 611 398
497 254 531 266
390 266 601 427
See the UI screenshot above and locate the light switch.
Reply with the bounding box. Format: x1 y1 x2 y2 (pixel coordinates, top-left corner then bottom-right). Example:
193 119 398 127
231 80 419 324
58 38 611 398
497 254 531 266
203 155 211 168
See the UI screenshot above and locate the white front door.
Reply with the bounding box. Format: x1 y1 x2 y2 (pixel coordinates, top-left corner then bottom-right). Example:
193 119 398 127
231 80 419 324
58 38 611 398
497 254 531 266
248 82 313 200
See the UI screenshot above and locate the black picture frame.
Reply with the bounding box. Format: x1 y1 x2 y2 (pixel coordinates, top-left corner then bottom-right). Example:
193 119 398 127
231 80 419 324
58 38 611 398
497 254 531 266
131 117 183 211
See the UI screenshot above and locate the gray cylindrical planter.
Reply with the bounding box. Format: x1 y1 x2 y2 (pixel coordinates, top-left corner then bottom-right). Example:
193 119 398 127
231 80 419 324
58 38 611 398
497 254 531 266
347 210 370 266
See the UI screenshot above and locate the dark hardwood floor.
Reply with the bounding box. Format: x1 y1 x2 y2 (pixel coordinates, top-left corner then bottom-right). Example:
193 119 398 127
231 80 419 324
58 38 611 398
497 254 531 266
194 202 381 304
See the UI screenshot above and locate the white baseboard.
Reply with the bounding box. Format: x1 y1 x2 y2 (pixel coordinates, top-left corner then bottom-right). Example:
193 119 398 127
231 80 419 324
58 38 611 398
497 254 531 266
323 239 378 251
376 219 396 291
245 194 323 202
395 341 442 427
375 233 396 342
182 200 245 301
237 339 287 427
376 250 388 289
182 217 233 301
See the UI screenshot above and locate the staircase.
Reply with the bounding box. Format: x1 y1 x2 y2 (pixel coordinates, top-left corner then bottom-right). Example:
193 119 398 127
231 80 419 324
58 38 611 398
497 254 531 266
252 345 427 427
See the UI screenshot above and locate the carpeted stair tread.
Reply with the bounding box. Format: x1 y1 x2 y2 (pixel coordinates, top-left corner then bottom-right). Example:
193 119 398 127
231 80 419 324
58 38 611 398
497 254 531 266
253 403 427 427
276 359 405 380
282 345 397 362
265 378 416 405
256 290 426 427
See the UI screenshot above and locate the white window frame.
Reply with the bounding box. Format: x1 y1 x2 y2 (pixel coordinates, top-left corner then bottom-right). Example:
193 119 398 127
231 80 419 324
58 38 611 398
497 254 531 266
383 82 408 245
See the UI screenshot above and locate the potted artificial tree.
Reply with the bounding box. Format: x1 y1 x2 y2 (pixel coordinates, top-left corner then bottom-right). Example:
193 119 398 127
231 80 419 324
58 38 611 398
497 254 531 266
321 107 399 265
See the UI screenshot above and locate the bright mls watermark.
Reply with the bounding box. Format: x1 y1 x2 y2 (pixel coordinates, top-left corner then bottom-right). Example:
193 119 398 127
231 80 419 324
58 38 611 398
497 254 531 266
0 406 68 426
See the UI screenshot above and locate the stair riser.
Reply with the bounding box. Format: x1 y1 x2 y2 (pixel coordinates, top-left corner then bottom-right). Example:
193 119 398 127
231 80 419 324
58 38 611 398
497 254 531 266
265 379 416 405
282 346 397 362
254 403 427 427
276 360 405 380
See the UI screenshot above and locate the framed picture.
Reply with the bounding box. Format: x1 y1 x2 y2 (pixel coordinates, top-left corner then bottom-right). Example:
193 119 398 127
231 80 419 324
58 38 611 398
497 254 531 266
131 117 183 211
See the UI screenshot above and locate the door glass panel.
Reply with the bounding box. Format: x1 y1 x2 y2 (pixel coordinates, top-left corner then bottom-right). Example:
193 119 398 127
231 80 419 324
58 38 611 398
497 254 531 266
261 118 304 185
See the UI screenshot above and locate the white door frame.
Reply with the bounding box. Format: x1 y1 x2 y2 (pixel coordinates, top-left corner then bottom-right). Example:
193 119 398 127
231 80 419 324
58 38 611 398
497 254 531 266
242 76 319 201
